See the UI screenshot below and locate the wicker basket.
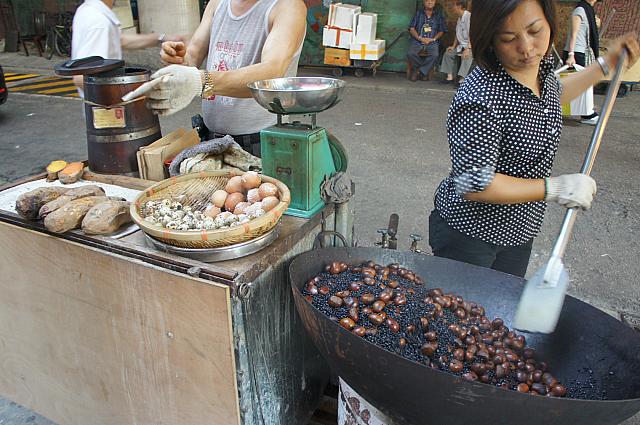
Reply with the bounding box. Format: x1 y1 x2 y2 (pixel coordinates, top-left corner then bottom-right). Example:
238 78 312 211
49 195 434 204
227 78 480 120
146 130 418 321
130 171 290 249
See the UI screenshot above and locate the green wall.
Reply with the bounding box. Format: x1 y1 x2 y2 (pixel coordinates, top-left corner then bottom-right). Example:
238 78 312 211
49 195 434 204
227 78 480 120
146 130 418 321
302 0 418 72
12 0 43 34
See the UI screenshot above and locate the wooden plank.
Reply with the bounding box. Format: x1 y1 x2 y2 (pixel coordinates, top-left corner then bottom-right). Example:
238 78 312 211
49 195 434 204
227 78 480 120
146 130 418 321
83 170 155 191
0 222 240 425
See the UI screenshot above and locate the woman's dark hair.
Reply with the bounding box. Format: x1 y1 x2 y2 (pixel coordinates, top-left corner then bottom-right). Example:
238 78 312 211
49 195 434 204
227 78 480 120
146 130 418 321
454 0 467 9
470 0 557 73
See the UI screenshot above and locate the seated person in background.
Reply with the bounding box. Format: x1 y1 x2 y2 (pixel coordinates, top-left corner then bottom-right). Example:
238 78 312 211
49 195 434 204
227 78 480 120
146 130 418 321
407 0 447 81
440 0 472 86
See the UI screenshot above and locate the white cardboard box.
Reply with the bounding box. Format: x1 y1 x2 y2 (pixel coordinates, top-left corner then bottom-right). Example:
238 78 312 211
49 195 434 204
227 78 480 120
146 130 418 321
350 39 385 61
328 3 361 30
355 13 378 44
323 25 353 49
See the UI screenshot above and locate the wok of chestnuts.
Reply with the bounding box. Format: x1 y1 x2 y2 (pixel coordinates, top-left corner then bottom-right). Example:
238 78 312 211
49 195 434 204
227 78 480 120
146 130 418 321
301 260 571 398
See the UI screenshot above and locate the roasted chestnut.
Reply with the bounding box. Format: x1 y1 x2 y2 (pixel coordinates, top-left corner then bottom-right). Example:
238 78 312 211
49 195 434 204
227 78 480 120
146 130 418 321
352 326 366 337
339 317 355 330
421 342 438 356
328 296 343 308
449 360 463 373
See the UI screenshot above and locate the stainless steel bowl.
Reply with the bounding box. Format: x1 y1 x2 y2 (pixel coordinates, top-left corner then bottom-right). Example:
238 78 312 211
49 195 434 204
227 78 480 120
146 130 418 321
248 77 346 114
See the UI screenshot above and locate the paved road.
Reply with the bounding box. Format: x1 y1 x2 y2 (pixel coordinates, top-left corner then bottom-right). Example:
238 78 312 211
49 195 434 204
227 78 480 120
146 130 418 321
1 70 639 424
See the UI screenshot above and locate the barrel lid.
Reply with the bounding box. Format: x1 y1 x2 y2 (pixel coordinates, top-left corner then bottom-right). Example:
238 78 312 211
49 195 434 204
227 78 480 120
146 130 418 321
55 56 125 76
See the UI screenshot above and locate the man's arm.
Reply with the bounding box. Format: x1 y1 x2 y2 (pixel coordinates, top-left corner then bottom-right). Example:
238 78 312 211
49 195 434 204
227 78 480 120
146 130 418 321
182 0 219 67
409 27 423 43
121 33 182 50
204 0 307 98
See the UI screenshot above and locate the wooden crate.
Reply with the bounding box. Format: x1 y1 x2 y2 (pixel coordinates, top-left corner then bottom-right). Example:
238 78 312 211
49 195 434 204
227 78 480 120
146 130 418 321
324 47 351 67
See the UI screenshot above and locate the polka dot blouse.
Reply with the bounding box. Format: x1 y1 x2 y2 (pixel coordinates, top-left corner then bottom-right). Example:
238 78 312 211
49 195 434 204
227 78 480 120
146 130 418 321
434 57 563 246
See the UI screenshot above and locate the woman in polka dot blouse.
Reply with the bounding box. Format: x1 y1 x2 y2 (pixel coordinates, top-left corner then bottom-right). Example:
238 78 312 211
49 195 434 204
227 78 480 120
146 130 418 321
430 0 639 277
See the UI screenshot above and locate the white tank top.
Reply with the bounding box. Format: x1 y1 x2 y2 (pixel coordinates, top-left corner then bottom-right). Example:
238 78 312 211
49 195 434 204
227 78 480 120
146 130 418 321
202 0 302 135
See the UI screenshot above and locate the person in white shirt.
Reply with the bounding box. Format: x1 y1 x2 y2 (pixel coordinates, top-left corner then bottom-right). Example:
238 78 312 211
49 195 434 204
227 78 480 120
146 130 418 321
440 0 472 86
71 0 182 96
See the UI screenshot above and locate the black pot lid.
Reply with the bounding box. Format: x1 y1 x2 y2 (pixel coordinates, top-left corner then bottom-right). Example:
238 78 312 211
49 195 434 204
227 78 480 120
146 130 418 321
54 56 125 76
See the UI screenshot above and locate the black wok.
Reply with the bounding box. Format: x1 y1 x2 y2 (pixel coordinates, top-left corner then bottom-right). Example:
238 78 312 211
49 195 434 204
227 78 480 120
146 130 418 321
290 247 640 425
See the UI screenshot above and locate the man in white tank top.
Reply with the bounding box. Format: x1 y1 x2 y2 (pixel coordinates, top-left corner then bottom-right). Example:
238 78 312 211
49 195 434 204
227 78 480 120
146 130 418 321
123 0 306 156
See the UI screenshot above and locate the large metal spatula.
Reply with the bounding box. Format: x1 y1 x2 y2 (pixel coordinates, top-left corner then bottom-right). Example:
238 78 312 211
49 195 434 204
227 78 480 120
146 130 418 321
513 50 628 334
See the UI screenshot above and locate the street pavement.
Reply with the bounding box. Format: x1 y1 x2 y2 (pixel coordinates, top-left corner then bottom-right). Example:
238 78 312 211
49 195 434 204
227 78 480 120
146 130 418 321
1 49 639 425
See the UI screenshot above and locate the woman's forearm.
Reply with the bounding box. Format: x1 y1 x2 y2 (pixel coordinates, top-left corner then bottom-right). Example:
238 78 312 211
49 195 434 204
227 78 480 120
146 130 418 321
463 173 545 204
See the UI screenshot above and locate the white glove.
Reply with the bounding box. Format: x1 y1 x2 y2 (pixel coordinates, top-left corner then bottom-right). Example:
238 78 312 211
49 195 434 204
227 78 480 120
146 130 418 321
121 65 202 116
545 174 597 210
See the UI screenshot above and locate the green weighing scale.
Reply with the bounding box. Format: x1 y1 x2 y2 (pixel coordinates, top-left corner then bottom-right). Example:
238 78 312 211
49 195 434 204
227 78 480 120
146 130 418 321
248 77 348 218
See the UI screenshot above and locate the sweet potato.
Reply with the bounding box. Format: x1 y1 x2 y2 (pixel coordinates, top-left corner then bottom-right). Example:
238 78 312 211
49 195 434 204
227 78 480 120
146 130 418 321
39 185 105 218
46 160 67 182
58 162 84 184
81 200 132 235
44 196 124 233
15 186 71 220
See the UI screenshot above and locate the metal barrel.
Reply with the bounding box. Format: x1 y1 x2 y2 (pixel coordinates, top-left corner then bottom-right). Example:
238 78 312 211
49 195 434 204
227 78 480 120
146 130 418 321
84 68 161 175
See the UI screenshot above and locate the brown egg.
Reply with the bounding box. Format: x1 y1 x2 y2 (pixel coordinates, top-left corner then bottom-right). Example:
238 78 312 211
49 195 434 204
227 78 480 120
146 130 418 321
241 171 262 190
225 176 244 194
258 182 278 199
204 205 221 218
224 192 245 212
261 196 279 212
211 190 228 208
233 202 250 215
247 188 262 204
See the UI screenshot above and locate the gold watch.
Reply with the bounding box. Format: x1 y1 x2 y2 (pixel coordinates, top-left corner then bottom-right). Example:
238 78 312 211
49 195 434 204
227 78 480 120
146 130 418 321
201 71 215 98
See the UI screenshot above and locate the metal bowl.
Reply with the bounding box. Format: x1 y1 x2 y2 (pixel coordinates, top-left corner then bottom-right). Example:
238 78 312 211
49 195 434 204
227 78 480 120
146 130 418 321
248 77 346 114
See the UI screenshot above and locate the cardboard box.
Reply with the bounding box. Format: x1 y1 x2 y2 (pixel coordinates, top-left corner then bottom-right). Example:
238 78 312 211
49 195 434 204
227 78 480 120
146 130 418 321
349 40 385 61
323 25 353 49
328 3 361 30
324 47 351 67
354 13 378 44
137 128 199 181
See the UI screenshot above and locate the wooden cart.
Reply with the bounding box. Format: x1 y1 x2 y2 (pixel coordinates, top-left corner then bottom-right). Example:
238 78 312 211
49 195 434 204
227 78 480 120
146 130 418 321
0 171 339 425
323 32 406 78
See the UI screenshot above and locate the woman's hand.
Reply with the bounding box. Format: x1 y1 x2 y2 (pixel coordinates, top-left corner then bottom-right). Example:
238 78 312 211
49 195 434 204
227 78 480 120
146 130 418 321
565 54 576 67
462 48 472 59
605 32 639 72
545 174 597 210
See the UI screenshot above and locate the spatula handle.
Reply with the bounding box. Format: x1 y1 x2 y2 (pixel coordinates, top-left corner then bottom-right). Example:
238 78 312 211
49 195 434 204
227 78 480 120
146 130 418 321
580 50 628 176
550 50 628 260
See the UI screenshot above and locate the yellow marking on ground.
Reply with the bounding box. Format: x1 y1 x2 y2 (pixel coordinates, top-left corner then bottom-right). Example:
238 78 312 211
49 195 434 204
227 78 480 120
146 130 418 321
65 92 80 97
4 72 18 76
5 74 40 81
37 86 80 95
10 79 76 91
